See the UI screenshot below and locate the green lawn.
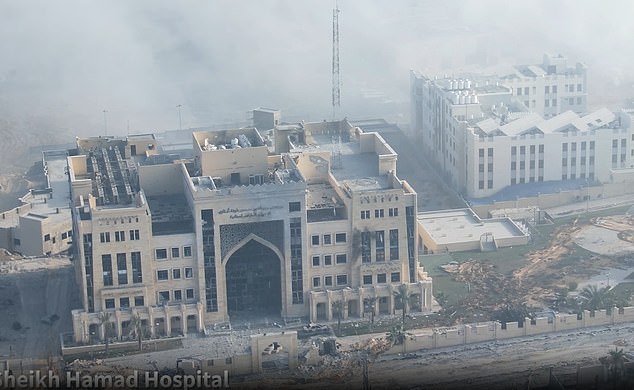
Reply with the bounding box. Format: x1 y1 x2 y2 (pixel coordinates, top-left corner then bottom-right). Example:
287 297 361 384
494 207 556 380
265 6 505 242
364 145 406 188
611 282 634 306
419 253 469 306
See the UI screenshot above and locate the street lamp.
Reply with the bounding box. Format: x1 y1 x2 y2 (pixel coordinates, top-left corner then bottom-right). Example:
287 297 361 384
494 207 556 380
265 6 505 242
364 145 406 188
103 109 108 135
176 104 183 131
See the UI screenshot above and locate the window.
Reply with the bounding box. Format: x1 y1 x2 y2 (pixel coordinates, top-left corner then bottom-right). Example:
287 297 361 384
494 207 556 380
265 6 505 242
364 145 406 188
361 210 370 219
171 247 180 258
134 296 144 306
374 209 384 218
388 208 399 217
487 179 493 189
552 85 557 93
552 99 557 107
158 291 170 303
377 273 387 283
312 255 320 267
313 277 321 288
288 201 301 212
335 233 346 243
544 86 550 94
516 87 522 95
102 255 113 286
120 297 130 308
172 268 181 279
391 272 401 282
336 254 347 264
181 246 193 258
184 267 193 278
363 275 373 285
375 230 385 262
479 180 484 190
389 229 399 260
524 87 529 95
13 238 20 246
324 255 332 266
155 248 168 260
336 274 348 286
544 100 550 107
131 252 142 283
511 146 517 156
323 234 332 245
361 231 371 263
115 230 125 242
324 276 333 286
311 235 320 246
488 148 493 157
186 289 194 300
62 232 68 240
129 229 140 240
100 232 111 243
174 290 182 301
520 146 525 155
577 83 582 92
117 253 127 285
577 97 582 105
569 97 574 105
43 233 51 242
479 163 484 173
511 161 516 170
157 270 169 281
479 149 484 158
105 299 115 309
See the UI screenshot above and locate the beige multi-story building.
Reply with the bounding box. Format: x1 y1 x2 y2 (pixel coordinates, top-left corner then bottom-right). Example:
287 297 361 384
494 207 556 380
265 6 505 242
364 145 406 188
69 120 433 343
0 150 73 257
409 55 634 199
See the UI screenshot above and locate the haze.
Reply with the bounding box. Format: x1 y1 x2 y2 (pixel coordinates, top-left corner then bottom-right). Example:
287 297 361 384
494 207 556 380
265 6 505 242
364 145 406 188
1 0 632 136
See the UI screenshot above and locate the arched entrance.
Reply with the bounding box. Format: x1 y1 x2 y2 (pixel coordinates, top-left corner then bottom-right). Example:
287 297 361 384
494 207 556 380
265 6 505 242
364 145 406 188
225 239 282 318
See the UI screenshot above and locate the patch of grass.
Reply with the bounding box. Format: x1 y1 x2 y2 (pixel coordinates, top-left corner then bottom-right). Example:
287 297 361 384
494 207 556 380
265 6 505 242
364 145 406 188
420 254 469 306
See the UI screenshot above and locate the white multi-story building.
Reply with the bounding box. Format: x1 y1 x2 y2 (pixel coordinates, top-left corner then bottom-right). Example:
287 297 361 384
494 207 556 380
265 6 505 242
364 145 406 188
410 55 633 199
68 120 433 343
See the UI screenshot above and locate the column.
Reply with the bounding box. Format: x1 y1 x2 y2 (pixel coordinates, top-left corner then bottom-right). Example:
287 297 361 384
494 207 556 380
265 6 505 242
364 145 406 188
181 305 187 336
197 302 204 332
164 307 172 337
148 309 156 338
114 310 122 340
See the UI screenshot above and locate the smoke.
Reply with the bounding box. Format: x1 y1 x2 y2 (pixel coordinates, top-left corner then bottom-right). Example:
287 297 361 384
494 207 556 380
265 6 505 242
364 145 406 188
0 0 632 137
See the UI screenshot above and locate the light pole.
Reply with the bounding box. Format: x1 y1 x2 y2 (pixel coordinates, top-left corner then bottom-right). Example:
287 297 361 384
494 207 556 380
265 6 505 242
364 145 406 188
103 109 108 135
585 179 590 214
176 104 183 131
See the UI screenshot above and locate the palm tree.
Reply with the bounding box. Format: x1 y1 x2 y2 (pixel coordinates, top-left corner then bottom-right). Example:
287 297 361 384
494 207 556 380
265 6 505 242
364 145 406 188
128 313 145 351
97 312 114 356
331 300 345 333
386 325 411 350
579 285 614 314
605 347 626 387
393 284 412 329
363 297 378 330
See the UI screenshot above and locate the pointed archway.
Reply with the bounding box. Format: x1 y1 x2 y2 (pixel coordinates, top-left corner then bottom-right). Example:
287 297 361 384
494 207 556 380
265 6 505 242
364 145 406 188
224 236 283 318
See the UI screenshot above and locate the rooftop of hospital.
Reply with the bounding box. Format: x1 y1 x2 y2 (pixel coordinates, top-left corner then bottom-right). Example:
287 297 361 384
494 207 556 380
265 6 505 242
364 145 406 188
417 208 527 246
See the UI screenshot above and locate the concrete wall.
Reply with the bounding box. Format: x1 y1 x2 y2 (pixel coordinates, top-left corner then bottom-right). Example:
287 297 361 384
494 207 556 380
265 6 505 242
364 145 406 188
138 163 186 197
393 307 634 354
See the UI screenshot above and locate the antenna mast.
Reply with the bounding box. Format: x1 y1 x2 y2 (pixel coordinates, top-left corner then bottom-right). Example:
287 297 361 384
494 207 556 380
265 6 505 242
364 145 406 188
332 1 340 119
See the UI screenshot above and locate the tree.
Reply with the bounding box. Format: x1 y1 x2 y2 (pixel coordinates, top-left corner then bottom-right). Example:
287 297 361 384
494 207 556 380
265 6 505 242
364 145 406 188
331 300 345 333
97 312 114 356
603 347 626 387
393 284 413 329
579 285 614 314
363 297 378 330
128 313 145 351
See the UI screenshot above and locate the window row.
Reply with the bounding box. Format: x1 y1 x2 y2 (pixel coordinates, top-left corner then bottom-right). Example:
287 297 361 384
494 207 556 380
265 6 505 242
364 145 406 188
155 245 193 260
360 229 400 263
312 274 348 288
362 272 400 285
360 207 399 220
157 267 194 281
311 233 346 246
157 288 196 304
102 252 143 286
43 230 73 244
104 295 145 309
511 145 545 156
100 229 141 243
311 254 347 267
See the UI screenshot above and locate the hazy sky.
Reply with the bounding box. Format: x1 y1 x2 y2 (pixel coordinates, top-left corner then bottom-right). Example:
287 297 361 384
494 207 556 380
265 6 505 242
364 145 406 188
1 0 633 137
